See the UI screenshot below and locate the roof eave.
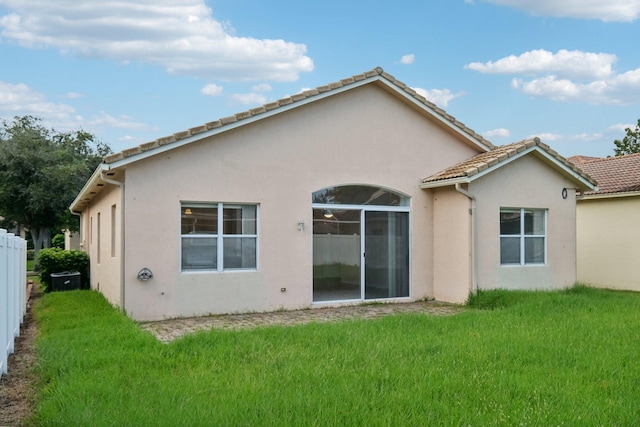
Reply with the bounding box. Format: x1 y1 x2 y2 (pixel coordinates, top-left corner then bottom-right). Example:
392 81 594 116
579 190 640 200
104 77 385 169
419 177 471 189
69 163 108 212
420 145 597 191
379 81 493 153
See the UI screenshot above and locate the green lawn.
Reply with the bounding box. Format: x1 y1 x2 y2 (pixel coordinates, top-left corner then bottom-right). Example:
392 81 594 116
31 287 640 426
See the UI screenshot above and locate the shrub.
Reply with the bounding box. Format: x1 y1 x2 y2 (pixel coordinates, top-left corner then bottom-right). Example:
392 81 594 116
27 249 35 260
52 233 66 249
38 248 89 292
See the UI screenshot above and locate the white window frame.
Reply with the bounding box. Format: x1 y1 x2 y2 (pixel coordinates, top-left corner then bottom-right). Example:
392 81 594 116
180 202 258 272
500 208 547 266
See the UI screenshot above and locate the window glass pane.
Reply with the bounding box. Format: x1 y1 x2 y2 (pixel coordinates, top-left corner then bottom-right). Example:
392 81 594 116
524 210 545 235
223 237 257 269
223 205 257 235
364 211 410 299
182 207 217 234
313 209 361 235
182 237 217 270
525 237 545 263
312 185 409 206
500 211 521 235
500 237 521 264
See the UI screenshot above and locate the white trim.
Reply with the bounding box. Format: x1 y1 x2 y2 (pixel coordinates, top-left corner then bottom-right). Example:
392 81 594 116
106 75 492 170
379 80 492 152
179 202 259 273
312 203 410 212
420 146 597 191
419 177 470 189
578 191 640 201
499 208 547 266
311 203 411 303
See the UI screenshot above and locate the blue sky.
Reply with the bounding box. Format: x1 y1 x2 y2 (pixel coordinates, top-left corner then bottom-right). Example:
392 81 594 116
1 0 640 158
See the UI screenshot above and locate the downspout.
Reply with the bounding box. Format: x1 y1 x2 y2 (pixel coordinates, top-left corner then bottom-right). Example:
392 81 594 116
454 183 477 295
100 171 126 314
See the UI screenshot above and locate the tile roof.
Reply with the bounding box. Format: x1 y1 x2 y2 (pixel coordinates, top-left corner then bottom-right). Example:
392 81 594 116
421 137 597 187
102 67 494 165
571 153 640 196
567 155 601 164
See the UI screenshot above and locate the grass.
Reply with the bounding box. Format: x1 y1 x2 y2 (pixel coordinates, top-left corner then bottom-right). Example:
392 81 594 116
30 286 640 426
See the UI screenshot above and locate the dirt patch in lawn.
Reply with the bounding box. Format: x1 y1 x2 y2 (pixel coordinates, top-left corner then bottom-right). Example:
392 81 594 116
0 283 39 427
141 300 464 343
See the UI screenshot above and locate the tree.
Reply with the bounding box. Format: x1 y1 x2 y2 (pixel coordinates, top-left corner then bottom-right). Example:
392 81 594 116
0 115 111 267
614 119 640 156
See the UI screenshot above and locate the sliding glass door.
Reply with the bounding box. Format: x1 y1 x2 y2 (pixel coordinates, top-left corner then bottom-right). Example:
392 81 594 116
312 185 410 303
312 209 361 302
364 211 409 299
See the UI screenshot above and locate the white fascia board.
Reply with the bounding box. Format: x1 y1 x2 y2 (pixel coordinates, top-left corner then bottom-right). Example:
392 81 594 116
379 82 492 153
105 74 491 170
69 163 109 212
525 148 597 190
105 78 380 170
419 177 470 189
419 146 596 191
465 146 596 190
579 191 640 201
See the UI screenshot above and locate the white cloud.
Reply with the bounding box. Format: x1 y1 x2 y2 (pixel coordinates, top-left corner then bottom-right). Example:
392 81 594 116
413 87 464 108
483 0 640 22
251 83 272 93
465 49 616 80
512 69 640 105
0 81 75 120
468 49 640 105
201 83 223 96
229 92 267 106
483 128 511 138
65 92 84 99
86 111 149 131
531 132 561 142
609 122 636 133
0 80 149 136
399 54 415 65
569 132 604 142
0 0 314 81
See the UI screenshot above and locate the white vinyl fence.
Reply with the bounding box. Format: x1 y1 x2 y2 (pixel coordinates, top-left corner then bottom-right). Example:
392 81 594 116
1 228 28 377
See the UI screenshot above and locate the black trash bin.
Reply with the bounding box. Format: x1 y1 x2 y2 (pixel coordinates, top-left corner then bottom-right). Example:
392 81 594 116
50 271 82 291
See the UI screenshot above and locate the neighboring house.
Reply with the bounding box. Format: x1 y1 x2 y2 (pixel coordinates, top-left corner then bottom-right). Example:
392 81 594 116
70 68 596 321
570 154 640 291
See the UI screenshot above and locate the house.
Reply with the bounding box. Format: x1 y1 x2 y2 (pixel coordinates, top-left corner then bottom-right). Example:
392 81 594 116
70 68 596 321
570 154 640 291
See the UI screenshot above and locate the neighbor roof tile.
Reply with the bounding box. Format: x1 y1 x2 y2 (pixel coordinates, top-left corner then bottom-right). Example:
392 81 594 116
571 153 640 195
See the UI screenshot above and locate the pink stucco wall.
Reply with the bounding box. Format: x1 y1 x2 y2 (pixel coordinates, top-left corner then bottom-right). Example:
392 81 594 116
113 83 481 320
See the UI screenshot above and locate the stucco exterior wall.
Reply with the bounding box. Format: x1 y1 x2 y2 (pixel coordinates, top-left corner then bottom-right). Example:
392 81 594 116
577 196 640 291
118 83 481 320
470 154 579 291
432 187 472 303
82 184 122 307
